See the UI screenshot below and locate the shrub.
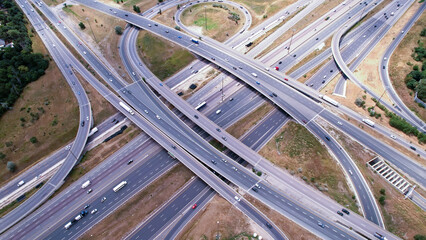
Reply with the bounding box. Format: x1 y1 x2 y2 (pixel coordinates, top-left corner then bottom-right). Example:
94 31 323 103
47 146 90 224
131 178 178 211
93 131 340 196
115 26 123 35
79 22 86 30
380 188 386 195
379 196 386 205
133 5 141 13
7 161 16 172
30 136 38 144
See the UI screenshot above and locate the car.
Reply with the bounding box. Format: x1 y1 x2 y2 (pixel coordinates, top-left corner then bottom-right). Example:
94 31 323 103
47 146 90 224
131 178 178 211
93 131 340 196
284 78 288 81
222 136 227 141
221 158 227 163
265 222 272 228
390 135 396 140
279 61 282 64
165 30 169 33
154 23 158 26
337 211 343 216
101 197 106 203
91 209 98 214
229 97 234 101
159 83 163 86
325 136 330 141
194 115 199 119
172 145 176 149
211 160 217 165
234 196 240 201
17 180 25 187
84 205 90 209
256 81 260 85
144 110 149 114
323 75 327 79
156 115 161 120
317 222 325 228
275 66 279 70
125 14 128 17
127 160 133 165
252 187 258 192
410 146 416 151
81 121 85 127
87 189 92 194
384 57 387 61
238 66 243 69
342 208 350 215
148 24 151 27
86 116 89 121
302 120 307 124
337 121 342 125
322 80 325 84
75 215 82 221
192 204 197 209
52 44 56 47
211 57 215 61
216 128 221 132
272 93 277 97
383 66 385 69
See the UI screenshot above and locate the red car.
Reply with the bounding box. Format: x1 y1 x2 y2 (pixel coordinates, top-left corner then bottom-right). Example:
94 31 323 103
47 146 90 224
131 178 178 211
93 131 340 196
192 204 197 209
275 66 279 70
284 78 288 81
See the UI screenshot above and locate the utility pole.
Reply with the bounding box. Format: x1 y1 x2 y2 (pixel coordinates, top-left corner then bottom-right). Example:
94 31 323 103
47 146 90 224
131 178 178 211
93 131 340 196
287 28 296 55
204 6 207 31
375 87 388 108
86 17 97 43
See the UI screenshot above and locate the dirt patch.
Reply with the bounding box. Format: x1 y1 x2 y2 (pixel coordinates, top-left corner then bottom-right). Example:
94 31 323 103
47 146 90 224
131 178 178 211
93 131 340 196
226 102 274 139
259 121 358 213
60 4 130 83
122 0 157 12
319 119 426 239
388 2 426 121
256 0 344 59
137 31 195 81
153 5 178 28
245 194 320 240
178 195 256 239
233 0 297 29
0 28 78 188
80 163 194 240
51 125 141 199
181 3 245 42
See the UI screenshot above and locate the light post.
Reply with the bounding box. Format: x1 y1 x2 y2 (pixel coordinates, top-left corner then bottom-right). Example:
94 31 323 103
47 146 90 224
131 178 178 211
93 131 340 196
288 28 296 55
85 17 97 43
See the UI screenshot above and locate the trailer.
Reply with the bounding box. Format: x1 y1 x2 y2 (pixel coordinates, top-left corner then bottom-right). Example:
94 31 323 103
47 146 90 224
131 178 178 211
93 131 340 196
119 101 135 115
191 38 199 44
113 181 127 192
81 180 91 189
319 95 339 107
362 118 375 127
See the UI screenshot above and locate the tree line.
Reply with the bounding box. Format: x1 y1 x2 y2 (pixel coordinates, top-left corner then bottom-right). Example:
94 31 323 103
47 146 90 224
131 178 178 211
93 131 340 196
405 28 426 102
0 0 49 117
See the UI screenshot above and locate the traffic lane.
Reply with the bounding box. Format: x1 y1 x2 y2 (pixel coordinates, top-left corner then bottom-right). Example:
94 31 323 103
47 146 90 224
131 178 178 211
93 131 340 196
8 135 156 239
45 152 178 240
307 121 382 226
129 178 208 239
164 188 215 239
166 59 209 88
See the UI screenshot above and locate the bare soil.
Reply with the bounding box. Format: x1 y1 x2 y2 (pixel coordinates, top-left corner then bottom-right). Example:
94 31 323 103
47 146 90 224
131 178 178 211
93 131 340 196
320 119 426 239
388 2 426 121
259 121 358 212
153 5 178 28
178 195 256 239
80 163 194 240
245 194 320 240
0 28 78 187
226 102 274 139
233 0 297 29
181 3 245 42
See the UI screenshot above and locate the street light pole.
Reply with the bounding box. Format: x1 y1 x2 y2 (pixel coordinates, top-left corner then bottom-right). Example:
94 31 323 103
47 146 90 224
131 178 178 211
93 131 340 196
288 28 296 55
85 17 97 43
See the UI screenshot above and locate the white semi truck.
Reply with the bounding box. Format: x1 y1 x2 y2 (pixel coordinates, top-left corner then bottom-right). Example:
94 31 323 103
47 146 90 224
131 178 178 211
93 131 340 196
119 101 134 115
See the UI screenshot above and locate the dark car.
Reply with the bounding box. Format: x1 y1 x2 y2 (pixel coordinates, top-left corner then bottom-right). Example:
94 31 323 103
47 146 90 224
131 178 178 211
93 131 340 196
127 160 133 165
194 115 199 119
342 208 350 215
337 211 343 216
211 159 217 165
81 121 85 127
252 187 258 192
325 136 330 141
410 146 416 151
265 222 272 228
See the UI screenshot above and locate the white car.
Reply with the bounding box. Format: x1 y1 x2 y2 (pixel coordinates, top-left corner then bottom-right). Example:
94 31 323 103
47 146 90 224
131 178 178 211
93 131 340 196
91 209 98 214
234 196 240 201
390 135 396 140
17 180 25 187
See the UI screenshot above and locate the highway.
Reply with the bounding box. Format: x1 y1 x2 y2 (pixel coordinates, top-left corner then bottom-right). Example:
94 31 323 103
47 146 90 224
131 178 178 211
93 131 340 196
379 2 426 135
6 0 420 239
0 0 93 232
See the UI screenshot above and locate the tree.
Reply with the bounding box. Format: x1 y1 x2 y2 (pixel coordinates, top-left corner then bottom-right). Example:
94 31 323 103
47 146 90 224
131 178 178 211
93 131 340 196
158 0 164 2
30 136 38 144
379 188 386 195
115 26 123 35
79 22 86 30
133 5 141 13
414 234 426 240
379 196 386 205
7 161 16 172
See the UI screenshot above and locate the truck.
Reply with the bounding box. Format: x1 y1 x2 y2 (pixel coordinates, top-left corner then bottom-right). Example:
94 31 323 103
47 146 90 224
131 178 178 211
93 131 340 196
215 109 222 114
319 94 339 107
88 127 98 137
362 118 375 127
119 101 134 115
191 38 199 44
64 222 72 230
113 181 127 192
251 73 258 78
81 180 91 189
374 232 388 240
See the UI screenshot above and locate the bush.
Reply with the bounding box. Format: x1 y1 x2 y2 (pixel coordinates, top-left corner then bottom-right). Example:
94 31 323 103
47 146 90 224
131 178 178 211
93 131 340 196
380 188 386 195
115 26 123 35
355 98 365 107
30 136 38 144
133 5 140 13
379 196 386 205
79 22 86 30
414 234 426 240
7 161 16 172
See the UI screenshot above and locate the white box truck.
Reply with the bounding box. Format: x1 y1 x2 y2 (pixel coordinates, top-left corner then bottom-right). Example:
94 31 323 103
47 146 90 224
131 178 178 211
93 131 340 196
81 180 91 189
